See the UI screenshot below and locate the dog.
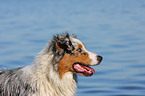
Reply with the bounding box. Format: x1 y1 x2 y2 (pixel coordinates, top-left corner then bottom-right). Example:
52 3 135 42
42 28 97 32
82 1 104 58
0 33 103 96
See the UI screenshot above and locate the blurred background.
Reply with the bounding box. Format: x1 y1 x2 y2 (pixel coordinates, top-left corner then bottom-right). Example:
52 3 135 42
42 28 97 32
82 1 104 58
0 0 145 96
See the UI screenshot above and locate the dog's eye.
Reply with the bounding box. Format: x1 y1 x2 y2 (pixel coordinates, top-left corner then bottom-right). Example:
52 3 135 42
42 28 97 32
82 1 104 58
76 48 82 53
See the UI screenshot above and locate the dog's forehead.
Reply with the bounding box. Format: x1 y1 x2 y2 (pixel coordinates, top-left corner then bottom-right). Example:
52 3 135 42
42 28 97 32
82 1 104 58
70 37 84 48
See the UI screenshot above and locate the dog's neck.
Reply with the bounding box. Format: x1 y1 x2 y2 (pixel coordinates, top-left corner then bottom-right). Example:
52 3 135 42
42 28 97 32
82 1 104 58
23 52 77 96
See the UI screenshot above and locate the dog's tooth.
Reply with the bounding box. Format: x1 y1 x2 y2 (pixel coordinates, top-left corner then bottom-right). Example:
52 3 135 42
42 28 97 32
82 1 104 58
88 70 92 73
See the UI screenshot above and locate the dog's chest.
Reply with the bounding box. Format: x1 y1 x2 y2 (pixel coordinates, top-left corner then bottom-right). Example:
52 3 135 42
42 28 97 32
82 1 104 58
34 72 77 96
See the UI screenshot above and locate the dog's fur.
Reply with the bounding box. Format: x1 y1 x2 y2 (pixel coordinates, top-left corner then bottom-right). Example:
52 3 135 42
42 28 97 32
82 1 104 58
0 33 102 96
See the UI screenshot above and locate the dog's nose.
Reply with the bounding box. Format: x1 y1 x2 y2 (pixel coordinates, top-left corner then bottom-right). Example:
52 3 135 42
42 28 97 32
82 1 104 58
97 55 103 62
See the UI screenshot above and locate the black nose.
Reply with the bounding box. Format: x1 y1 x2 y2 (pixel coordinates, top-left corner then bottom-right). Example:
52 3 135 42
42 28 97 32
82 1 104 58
97 55 103 62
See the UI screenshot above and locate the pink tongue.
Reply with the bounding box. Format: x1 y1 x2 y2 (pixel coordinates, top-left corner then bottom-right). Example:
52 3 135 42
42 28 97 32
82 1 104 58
74 64 95 74
80 65 95 74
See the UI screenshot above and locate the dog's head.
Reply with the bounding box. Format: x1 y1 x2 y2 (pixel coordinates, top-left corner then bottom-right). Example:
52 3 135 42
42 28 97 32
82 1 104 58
50 33 103 78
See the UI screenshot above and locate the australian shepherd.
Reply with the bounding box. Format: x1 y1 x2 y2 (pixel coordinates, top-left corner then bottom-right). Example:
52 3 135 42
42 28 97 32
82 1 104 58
0 33 103 96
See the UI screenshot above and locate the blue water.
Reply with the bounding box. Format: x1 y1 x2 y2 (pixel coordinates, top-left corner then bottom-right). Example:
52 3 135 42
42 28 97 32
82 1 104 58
0 0 145 96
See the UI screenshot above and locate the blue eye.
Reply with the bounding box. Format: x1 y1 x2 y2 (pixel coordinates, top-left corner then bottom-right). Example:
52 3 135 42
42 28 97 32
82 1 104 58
76 48 82 52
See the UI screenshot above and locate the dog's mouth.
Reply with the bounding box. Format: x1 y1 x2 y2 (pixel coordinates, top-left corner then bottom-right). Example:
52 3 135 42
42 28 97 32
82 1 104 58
72 62 95 76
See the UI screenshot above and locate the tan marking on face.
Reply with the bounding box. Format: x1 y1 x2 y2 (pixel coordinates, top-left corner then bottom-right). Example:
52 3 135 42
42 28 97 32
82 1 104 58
58 44 92 78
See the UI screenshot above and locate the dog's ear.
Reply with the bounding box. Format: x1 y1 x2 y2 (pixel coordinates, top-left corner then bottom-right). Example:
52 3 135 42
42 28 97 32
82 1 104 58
52 33 75 65
55 41 71 54
55 41 65 56
55 34 74 53
56 42 64 50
